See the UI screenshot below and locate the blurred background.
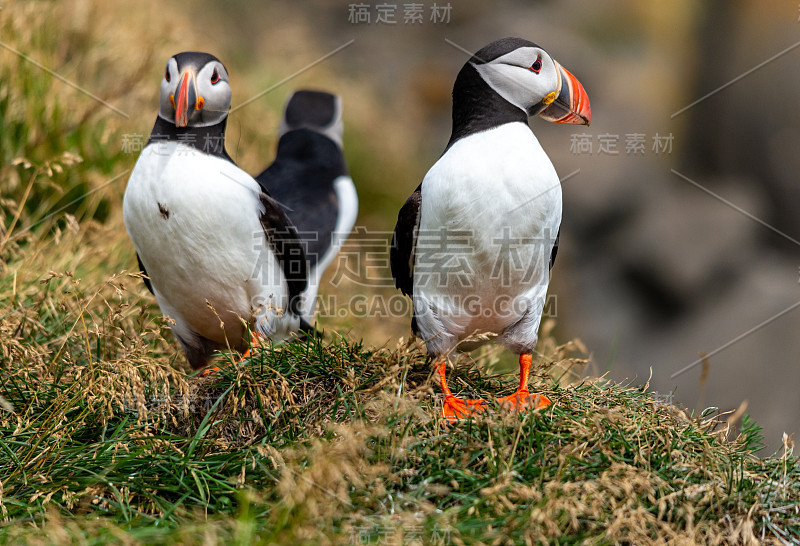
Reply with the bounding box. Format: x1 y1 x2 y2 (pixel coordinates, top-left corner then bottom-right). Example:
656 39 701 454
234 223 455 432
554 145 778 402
2 0 799 452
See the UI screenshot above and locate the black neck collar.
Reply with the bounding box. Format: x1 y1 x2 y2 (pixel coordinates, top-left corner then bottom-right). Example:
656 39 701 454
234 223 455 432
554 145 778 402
147 116 234 163
445 63 529 152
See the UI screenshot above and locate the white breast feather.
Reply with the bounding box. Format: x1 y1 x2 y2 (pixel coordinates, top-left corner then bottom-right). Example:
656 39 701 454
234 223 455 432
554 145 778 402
413 123 561 353
123 142 297 348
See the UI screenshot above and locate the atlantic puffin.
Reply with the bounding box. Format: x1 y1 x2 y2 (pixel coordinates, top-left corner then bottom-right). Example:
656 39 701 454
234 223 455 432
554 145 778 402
123 52 308 370
390 38 591 419
256 90 358 323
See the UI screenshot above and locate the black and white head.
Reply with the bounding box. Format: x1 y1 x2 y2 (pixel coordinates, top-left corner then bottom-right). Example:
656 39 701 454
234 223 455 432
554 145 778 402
278 90 343 148
470 37 590 125
159 52 231 128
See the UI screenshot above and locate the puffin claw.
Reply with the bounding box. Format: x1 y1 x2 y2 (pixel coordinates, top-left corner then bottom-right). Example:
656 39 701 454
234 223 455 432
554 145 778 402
442 396 488 422
497 390 551 411
199 366 221 377
198 332 262 377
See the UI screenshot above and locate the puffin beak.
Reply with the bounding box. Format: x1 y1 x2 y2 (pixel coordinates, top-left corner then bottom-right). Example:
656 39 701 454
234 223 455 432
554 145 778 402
173 69 199 127
539 61 591 126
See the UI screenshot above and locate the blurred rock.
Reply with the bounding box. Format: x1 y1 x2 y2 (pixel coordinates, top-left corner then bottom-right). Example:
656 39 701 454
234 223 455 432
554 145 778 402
616 175 763 319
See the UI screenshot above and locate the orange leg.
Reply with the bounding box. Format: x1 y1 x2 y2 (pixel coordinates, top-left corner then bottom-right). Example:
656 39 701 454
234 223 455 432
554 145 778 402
497 354 551 411
437 358 487 421
199 331 262 377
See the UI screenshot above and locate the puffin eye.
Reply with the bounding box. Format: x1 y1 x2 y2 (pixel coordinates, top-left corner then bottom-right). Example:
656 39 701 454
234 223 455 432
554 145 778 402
210 68 220 85
529 55 542 74
165 65 171 82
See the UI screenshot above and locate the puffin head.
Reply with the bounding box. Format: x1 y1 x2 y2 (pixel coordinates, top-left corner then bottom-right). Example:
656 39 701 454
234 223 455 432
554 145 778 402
159 52 231 128
278 90 344 148
471 37 591 125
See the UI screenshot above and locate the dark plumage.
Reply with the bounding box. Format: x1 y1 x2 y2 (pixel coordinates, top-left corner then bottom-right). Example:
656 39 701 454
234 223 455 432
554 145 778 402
255 90 358 323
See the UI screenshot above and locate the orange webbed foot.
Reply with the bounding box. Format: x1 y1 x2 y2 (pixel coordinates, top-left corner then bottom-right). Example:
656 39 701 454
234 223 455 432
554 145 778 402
497 389 551 412
199 365 222 377
442 396 488 421
198 333 262 377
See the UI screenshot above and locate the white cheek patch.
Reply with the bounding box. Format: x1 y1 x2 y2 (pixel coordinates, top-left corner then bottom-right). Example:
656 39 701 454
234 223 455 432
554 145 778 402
202 86 231 125
193 63 232 126
471 48 558 114
158 58 180 121
472 61 537 112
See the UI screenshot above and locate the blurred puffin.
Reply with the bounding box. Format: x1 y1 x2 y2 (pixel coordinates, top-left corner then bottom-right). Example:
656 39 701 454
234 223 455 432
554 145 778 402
123 52 308 370
391 38 591 419
256 90 358 323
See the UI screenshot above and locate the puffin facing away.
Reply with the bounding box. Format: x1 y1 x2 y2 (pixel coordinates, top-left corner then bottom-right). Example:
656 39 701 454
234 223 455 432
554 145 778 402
390 38 591 419
123 52 308 370
256 90 358 323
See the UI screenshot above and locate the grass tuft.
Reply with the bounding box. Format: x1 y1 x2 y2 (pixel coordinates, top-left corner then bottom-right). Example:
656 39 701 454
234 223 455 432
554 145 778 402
1 276 799 544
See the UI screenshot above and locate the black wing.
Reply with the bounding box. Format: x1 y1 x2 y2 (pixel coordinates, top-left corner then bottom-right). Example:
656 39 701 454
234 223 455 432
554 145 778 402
390 184 422 297
549 227 560 270
258 193 308 317
255 130 345 270
136 253 154 294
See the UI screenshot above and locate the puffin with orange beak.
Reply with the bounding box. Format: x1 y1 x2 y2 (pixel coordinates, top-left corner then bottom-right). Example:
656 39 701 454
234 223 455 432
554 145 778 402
123 52 309 370
391 38 591 420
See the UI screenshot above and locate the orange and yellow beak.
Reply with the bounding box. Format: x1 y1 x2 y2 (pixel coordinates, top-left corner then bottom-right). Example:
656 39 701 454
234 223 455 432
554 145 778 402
539 61 591 126
170 69 202 127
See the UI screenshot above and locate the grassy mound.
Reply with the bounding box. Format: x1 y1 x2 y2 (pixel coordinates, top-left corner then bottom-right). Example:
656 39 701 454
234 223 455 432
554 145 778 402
1 283 798 544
